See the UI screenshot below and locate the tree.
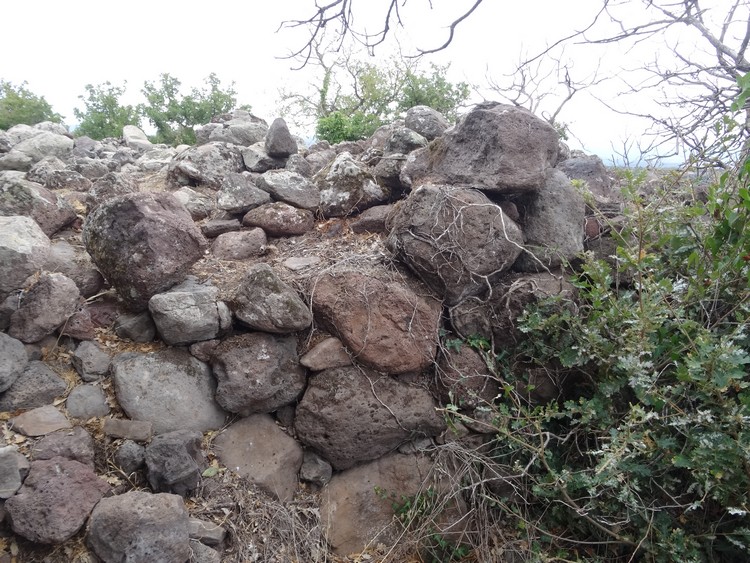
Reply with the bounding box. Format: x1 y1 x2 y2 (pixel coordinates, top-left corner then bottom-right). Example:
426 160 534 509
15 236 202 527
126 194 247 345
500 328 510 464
0 80 62 130
73 81 141 140
282 45 470 143
141 73 248 146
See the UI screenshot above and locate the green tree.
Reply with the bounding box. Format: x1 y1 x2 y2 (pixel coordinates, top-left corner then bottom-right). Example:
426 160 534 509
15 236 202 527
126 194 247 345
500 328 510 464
73 81 141 140
141 73 247 146
398 63 470 122
0 80 62 130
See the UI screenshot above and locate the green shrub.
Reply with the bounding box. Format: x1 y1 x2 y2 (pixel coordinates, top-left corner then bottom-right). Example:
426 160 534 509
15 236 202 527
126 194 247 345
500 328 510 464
0 80 62 130
315 110 382 144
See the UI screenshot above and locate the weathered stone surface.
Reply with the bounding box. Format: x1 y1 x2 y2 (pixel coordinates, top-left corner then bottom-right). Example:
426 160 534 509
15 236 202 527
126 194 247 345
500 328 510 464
265 117 298 157
311 272 441 374
256 169 320 210
89 172 139 208
435 344 500 410
70 156 109 180
82 192 208 311
114 440 145 474
0 446 28 498
385 185 524 305
210 228 267 260
350 204 393 234
0 361 67 411
201 217 241 238
0 215 50 298
401 103 558 193
315 152 389 217
450 271 577 350
513 169 585 271
300 337 352 371
167 142 245 190
205 113 268 147
66 384 110 419
211 332 306 416
241 142 286 173
294 366 445 470
6 457 108 544
148 277 230 346
114 311 156 342
145 430 204 496
285 153 313 177
214 414 303 501
44 239 104 298
321 453 463 555
0 332 27 393
242 201 314 237
87 491 190 563
112 349 226 434
216 172 270 214
557 154 615 202
189 518 226 546
31 426 95 466
102 418 152 442
122 125 152 151
0 132 73 171
8 272 80 343
46 169 92 191
404 105 450 141
26 156 66 184
71 340 111 382
10 405 71 436
300 450 332 487
0 173 77 236
384 127 428 156
172 186 214 221
304 143 336 176
229 263 312 333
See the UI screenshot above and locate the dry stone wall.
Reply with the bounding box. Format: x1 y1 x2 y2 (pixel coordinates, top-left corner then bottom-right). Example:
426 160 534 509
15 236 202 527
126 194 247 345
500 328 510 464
0 104 610 560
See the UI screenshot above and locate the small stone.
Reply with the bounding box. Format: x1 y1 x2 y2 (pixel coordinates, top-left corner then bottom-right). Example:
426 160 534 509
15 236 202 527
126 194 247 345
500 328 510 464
300 337 352 371
10 405 71 436
66 385 110 418
189 518 226 546
282 256 321 271
71 341 111 381
114 440 145 474
300 451 332 487
114 311 156 342
0 361 67 411
0 446 28 498
189 540 222 563
102 419 153 442
31 427 95 466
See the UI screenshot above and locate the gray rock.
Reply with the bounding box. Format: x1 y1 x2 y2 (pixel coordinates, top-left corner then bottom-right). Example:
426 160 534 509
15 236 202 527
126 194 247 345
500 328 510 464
45 169 93 191
384 127 428 155
71 340 111 381
211 332 306 416
0 215 50 298
294 366 446 470
404 105 450 141
201 217 241 238
122 125 152 151
190 540 222 563
87 491 190 563
210 228 267 261
350 204 393 234
241 142 286 173
557 154 615 202
229 263 312 333
102 419 152 442
6 457 108 544
71 156 109 180
10 405 71 436
216 172 270 213
285 153 313 177
26 156 66 184
385 184 524 305
114 440 145 473
112 349 226 434
401 103 558 194
82 192 208 312
114 311 156 342
435 344 501 410
513 169 585 271
256 169 320 210
265 117 298 157
242 202 314 237
145 430 204 496
172 186 215 221
66 384 110 419
214 414 302 502
206 120 267 147
8 272 80 343
136 147 178 172
168 142 245 190
0 132 73 171
0 332 27 392
0 173 77 236
89 172 139 208
315 152 389 217
148 277 230 346
311 271 441 375
44 239 104 298
31 426 95 466
0 446 29 498
300 450 332 487
189 518 226 546
0 360 67 410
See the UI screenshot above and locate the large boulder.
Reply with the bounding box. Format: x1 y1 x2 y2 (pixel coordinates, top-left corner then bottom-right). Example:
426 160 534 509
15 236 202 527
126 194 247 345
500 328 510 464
241 201 314 236
112 349 227 434
312 271 441 375
0 215 50 298
314 152 389 217
87 491 190 563
557 154 616 202
213 414 303 502
167 142 245 189
385 185 524 305
8 272 80 343
513 169 585 272
294 366 446 470
6 458 109 544
82 192 208 311
401 102 558 194
0 172 77 236
211 332 306 416
255 169 320 210
0 132 73 171
264 117 298 157
404 105 450 141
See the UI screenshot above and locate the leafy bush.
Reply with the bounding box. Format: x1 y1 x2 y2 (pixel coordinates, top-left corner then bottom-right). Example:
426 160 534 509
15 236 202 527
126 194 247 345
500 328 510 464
0 80 61 130
315 110 382 143
73 81 141 139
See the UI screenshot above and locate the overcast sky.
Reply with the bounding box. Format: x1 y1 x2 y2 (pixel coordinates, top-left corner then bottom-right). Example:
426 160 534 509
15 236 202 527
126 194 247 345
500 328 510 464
1 0 708 163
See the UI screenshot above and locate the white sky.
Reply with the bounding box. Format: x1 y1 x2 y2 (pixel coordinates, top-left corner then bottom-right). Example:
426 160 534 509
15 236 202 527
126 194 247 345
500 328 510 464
2 0 737 164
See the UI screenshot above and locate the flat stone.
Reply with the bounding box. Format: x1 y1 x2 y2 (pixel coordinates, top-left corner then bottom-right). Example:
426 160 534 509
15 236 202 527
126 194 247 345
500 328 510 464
102 418 152 442
10 405 70 436
189 518 227 546
300 337 352 371
66 385 111 418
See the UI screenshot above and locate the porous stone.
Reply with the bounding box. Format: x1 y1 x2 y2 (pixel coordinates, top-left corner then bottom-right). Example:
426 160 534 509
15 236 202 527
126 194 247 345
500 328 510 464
145 430 205 497
31 426 95 466
71 340 111 381
210 228 267 261
8 272 80 343
66 385 110 419
0 361 67 411
242 201 314 236
0 215 50 298
10 405 71 436
0 332 27 392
